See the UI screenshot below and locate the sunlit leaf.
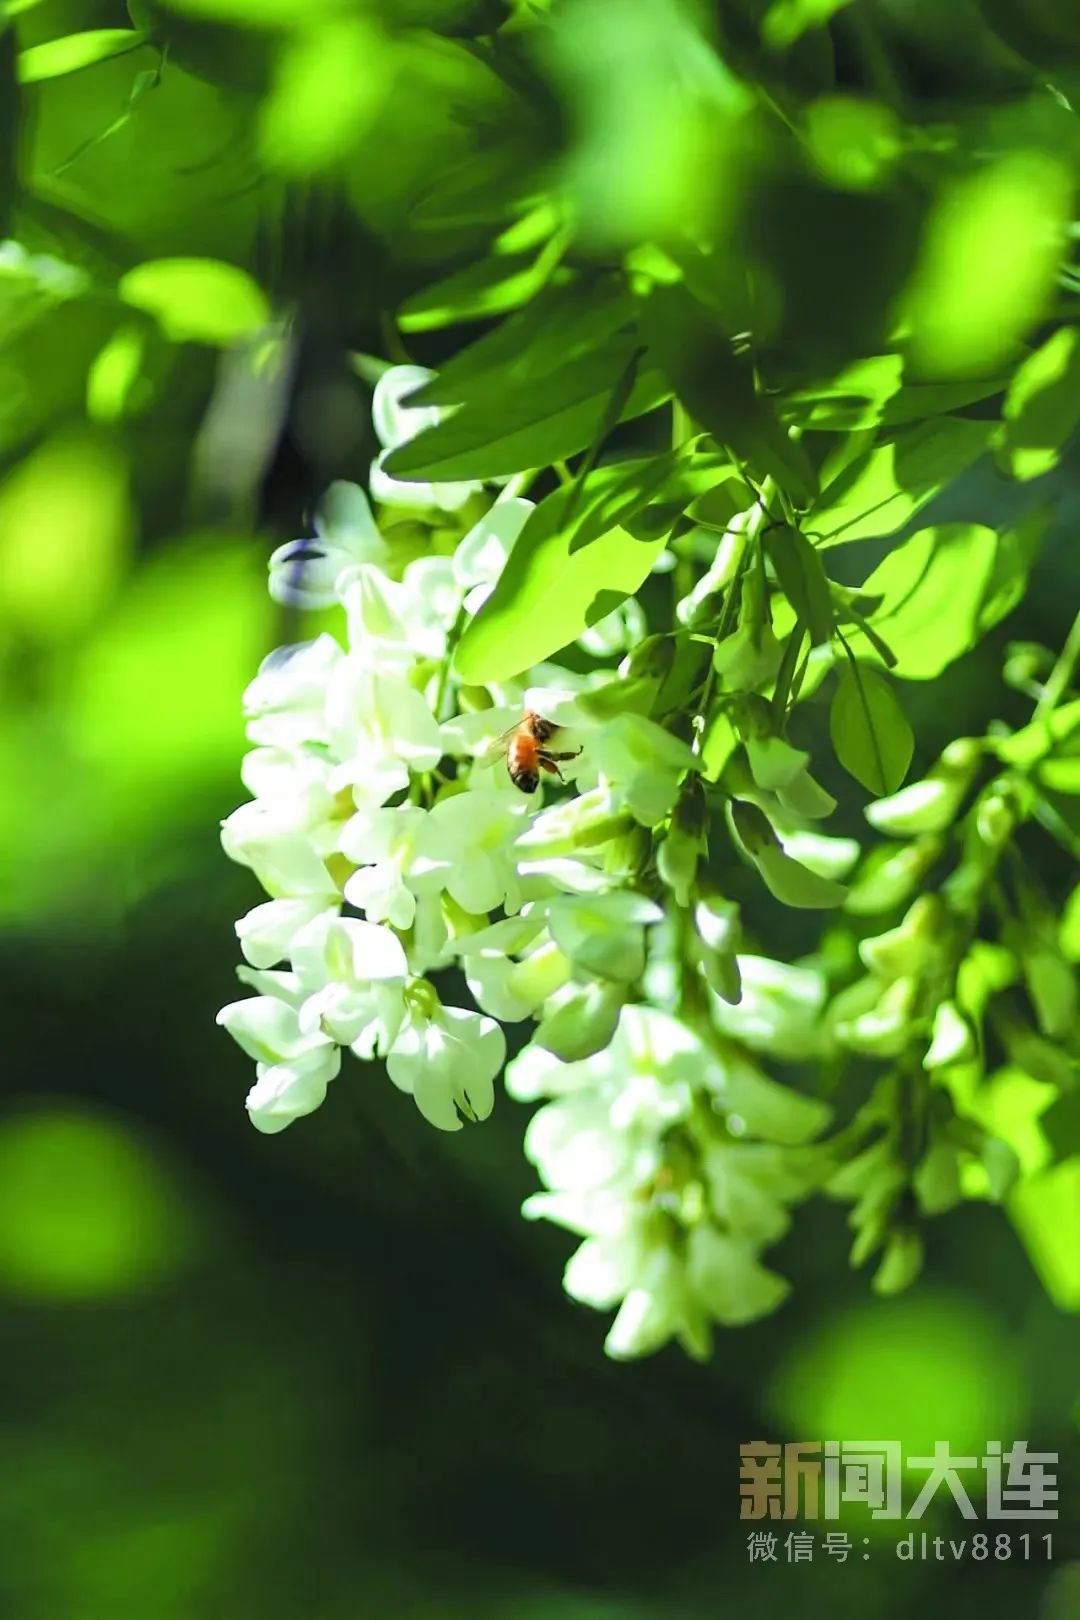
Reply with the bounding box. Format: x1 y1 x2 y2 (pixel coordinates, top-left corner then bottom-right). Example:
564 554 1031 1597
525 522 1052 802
763 0 856 48
406 275 637 405
998 325 1080 481
454 490 666 681
18 29 147 83
807 417 993 546
385 334 669 481
901 151 1073 377
845 523 1003 679
258 17 391 176
1009 1159 1080 1311
119 258 270 346
830 663 913 794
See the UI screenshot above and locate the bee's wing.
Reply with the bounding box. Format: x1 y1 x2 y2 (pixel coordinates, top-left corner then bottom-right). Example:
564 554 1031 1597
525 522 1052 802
476 723 519 769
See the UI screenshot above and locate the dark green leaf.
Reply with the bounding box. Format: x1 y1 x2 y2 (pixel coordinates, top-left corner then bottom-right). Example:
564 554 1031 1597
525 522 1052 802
405 275 636 406
640 281 818 503
565 445 730 556
763 524 835 645
384 334 670 481
830 662 913 795
0 27 17 238
398 243 563 334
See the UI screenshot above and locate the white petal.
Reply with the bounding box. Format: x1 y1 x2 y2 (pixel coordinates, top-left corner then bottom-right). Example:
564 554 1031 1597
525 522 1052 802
246 1045 341 1134
236 898 338 968
217 995 322 1063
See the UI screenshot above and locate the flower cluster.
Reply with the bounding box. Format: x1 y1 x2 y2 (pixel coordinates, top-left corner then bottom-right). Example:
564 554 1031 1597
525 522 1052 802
218 365 842 1358
218 366 688 1138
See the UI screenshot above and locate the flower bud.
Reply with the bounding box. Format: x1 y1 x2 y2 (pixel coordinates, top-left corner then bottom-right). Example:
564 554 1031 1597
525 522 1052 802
865 738 981 836
535 980 625 1062
859 895 945 981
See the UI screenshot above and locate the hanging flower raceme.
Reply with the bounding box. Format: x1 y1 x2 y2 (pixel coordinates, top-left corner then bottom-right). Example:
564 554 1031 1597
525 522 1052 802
218 363 843 1362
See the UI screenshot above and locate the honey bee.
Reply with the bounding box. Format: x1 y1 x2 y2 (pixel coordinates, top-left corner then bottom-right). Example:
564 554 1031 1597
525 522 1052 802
485 711 582 795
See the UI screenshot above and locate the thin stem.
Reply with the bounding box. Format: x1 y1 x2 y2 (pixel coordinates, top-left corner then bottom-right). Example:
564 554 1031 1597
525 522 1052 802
1034 605 1080 719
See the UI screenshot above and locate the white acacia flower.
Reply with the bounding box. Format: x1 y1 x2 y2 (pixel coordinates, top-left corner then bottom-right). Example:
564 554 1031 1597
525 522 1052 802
290 914 409 1057
269 483 388 607
236 897 341 969
387 998 506 1131
340 803 427 930
341 556 459 669
243 635 343 751
221 798 340 898
412 788 529 915
370 364 478 512
324 658 444 802
216 993 342 1135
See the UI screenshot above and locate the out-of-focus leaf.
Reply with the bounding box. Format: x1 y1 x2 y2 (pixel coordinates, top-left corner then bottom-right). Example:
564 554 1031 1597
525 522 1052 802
830 663 913 795
150 0 341 21
385 334 669 481
454 490 666 681
258 17 392 177
118 258 269 346
542 0 751 247
0 1108 196 1300
1009 1158 1080 1311
17 29 147 83
998 325 1080 481
807 417 993 546
0 429 132 639
763 0 857 48
901 151 1073 377
0 27 18 238
86 325 150 423
66 540 272 800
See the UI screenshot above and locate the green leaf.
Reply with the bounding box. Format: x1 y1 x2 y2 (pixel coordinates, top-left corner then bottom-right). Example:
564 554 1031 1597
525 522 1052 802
763 0 857 47
18 29 147 83
845 523 1002 679
405 276 636 406
258 17 391 177
998 326 1080 481
565 444 729 556
118 258 269 346
783 355 903 432
454 491 666 682
0 27 17 238
1009 1159 1080 1311
830 662 913 795
807 417 993 547
640 281 818 503
763 525 835 646
384 334 670 482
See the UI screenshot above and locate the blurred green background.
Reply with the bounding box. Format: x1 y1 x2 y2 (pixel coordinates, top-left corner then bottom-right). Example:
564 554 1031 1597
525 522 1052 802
0 0 1077 1614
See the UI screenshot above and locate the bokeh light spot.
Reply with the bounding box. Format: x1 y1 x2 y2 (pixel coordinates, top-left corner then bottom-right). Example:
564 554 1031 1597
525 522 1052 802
767 1292 1025 1465
0 1105 198 1300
